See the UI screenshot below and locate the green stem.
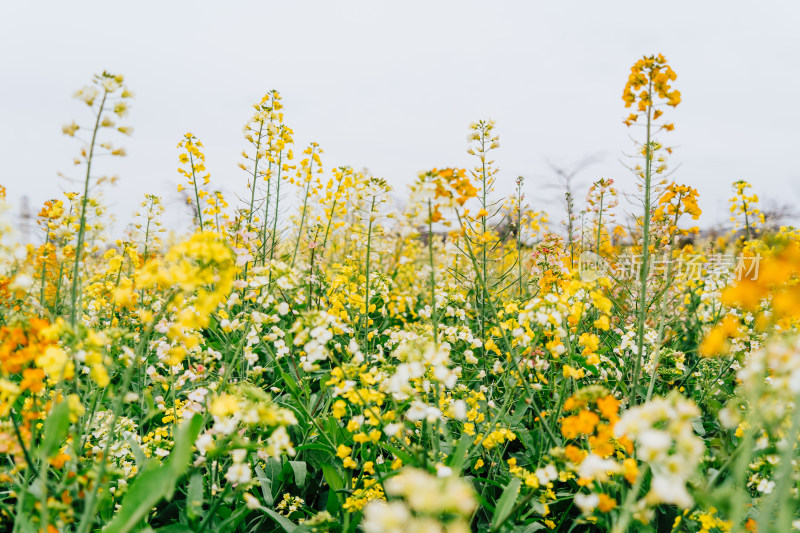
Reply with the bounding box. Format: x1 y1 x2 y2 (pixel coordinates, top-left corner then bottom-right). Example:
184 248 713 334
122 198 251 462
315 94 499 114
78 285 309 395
362 196 376 343
427 200 438 345
291 148 315 268
269 150 284 265
629 78 654 407
76 293 176 533
247 121 265 227
517 181 524 298
596 192 604 254
613 463 649 533
70 89 108 326
39 229 51 314
189 150 204 230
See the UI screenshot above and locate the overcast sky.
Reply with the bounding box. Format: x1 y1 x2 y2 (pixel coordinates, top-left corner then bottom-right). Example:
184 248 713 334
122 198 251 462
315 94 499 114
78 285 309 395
1 1 799 237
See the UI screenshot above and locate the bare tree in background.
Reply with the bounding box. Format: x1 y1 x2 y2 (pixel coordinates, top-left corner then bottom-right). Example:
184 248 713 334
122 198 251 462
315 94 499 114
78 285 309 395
760 198 800 231
18 196 33 244
545 155 602 267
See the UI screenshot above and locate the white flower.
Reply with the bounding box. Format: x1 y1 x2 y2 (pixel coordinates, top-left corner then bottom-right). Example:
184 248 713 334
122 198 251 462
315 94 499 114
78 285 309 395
243 492 262 510
277 302 290 315
648 475 693 508
406 401 441 423
435 464 453 477
263 426 295 458
74 85 99 105
637 429 671 461
225 463 252 485
195 433 214 455
756 478 776 494
101 78 121 92
535 464 558 485
578 454 620 482
362 501 410 533
188 387 208 403
574 492 599 514
450 399 467 421
383 423 402 437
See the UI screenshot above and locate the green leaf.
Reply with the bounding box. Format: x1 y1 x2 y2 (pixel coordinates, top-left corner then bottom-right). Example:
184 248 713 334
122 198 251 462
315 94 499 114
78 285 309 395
157 525 195 533
217 505 250 531
295 443 334 454
691 418 706 436
279 370 304 399
517 430 535 454
447 434 473 475
491 478 522 531
255 465 275 506
507 397 530 426
127 436 147 468
13 512 36 533
39 400 71 458
102 463 174 533
289 461 307 488
104 414 203 533
321 463 344 493
379 441 414 465
516 522 546 532
263 457 283 483
169 414 204 476
186 472 204 521
262 507 297 533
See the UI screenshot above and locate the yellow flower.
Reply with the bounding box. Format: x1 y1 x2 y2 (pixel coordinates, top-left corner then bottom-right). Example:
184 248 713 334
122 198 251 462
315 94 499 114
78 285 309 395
699 327 728 357
593 315 610 331
484 338 501 356
36 346 74 381
336 445 352 459
67 394 85 422
579 333 600 355
210 393 240 418
590 291 612 315
563 365 585 379
90 364 110 388
332 400 347 419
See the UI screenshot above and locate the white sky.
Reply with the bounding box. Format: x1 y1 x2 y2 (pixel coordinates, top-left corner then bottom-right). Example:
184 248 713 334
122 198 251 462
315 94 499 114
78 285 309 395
1 1 799 236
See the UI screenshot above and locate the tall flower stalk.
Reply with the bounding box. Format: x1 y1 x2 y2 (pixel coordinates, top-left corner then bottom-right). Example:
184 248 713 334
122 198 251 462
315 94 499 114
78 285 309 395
412 168 475 345
358 177 390 343
622 54 680 405
729 180 764 242
176 133 214 231
265 125 294 266
66 72 132 325
291 143 323 268
467 120 500 338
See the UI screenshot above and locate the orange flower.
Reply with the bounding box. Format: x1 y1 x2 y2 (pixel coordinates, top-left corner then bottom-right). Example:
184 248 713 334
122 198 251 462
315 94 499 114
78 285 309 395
622 458 639 484
20 368 44 393
623 54 680 125
598 493 617 512
565 444 587 464
561 410 600 439
699 326 728 357
49 452 71 468
589 424 616 458
596 395 620 422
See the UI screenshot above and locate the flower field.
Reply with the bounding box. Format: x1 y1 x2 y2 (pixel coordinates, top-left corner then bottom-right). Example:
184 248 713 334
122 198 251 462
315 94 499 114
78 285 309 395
2 55 800 532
